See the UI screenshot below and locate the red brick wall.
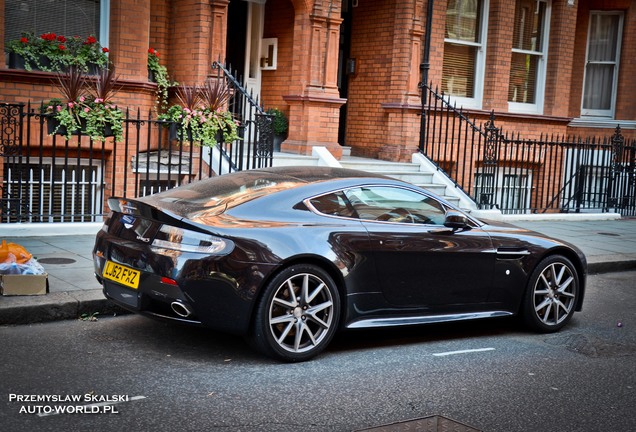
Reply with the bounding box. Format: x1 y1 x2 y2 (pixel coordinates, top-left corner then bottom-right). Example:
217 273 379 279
345 0 398 158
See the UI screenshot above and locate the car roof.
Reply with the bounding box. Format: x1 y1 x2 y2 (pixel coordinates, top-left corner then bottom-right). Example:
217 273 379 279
138 166 394 217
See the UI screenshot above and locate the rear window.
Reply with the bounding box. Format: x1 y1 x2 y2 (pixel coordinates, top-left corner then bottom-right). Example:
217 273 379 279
138 171 306 216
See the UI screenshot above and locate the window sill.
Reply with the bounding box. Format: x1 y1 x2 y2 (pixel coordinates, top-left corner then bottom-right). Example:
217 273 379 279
569 118 636 130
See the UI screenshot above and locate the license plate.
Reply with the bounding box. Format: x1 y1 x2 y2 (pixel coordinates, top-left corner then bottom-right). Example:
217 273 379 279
103 261 140 289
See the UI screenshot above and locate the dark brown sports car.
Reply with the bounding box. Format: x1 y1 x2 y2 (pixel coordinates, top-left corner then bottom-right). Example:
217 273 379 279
93 166 586 361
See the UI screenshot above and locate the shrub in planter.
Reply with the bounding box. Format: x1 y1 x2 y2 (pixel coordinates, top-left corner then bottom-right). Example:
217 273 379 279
5 32 108 73
44 66 124 142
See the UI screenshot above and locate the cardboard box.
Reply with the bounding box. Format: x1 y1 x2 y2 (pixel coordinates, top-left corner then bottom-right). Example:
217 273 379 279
0 274 49 296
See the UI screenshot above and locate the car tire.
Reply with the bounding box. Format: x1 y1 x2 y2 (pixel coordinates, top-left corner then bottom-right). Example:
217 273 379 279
522 255 579 333
249 264 340 362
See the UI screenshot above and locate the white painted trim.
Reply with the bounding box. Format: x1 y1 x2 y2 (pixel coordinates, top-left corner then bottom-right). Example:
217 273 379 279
312 147 342 167
411 152 477 210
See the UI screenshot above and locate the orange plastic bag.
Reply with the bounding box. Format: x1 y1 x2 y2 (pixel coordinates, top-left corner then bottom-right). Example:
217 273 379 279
0 240 33 264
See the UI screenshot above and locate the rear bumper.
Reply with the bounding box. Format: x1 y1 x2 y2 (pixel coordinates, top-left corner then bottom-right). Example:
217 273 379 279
93 230 277 335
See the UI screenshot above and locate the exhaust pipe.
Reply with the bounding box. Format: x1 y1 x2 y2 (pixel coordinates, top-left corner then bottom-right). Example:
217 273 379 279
171 301 192 318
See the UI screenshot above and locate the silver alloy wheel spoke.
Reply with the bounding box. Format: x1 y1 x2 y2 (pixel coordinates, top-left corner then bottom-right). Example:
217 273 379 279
269 272 334 353
534 262 575 326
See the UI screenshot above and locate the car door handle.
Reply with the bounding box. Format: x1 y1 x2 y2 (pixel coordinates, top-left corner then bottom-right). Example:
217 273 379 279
380 240 404 246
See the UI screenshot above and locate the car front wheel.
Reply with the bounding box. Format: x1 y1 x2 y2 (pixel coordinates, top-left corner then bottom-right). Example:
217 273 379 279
522 255 579 332
250 264 340 362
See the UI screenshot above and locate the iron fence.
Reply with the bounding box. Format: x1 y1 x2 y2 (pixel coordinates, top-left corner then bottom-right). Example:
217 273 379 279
1 98 274 223
420 84 636 216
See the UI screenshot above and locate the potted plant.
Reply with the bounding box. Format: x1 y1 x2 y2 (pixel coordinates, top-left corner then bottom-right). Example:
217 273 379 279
147 48 175 114
266 108 288 151
65 35 110 73
5 32 108 73
44 65 124 142
159 79 240 147
5 32 64 71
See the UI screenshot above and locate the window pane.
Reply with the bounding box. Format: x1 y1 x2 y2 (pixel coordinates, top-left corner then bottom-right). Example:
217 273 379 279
446 0 480 43
508 52 539 103
4 0 101 44
583 64 614 110
442 43 477 97
443 0 484 100
582 12 623 115
588 14 619 62
512 0 546 51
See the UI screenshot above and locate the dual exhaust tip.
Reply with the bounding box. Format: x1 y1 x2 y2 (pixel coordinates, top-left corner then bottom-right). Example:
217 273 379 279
170 301 193 318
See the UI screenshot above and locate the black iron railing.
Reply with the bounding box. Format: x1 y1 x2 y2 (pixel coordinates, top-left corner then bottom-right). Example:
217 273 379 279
420 84 636 216
0 94 274 223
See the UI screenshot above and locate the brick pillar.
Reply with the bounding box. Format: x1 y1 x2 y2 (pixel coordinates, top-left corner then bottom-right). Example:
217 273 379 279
482 0 515 112
282 2 345 158
170 0 218 84
543 0 577 118
378 0 426 162
109 0 151 81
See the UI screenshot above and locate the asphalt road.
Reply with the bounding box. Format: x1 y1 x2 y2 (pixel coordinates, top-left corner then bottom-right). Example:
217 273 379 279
1 271 635 432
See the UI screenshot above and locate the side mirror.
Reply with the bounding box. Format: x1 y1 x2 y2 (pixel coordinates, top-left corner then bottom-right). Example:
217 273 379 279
444 210 471 231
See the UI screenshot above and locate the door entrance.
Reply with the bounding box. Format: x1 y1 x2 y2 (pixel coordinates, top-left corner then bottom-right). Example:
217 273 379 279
226 0 264 98
337 0 353 146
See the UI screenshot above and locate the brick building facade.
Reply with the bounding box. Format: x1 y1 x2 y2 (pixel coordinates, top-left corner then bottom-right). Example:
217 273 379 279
1 0 635 172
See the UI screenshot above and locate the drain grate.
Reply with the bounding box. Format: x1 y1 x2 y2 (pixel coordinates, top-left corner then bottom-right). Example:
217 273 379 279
38 257 77 265
545 333 636 358
598 232 620 236
357 415 481 432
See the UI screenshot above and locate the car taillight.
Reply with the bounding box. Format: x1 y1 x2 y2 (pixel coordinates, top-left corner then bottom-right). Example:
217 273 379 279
151 225 234 255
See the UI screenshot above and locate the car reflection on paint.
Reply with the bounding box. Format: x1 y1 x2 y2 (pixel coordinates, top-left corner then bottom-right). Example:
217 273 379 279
93 166 586 362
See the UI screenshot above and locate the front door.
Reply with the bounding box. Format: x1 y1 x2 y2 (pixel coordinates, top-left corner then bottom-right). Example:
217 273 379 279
244 1 265 98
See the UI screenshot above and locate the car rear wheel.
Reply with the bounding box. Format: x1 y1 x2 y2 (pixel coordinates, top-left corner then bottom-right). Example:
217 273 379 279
250 264 340 362
522 255 578 332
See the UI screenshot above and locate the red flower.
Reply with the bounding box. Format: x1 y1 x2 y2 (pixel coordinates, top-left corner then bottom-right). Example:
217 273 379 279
85 36 97 45
148 48 155 54
58 45 66 51
57 35 66 43
40 32 57 41
20 37 29 44
102 47 109 53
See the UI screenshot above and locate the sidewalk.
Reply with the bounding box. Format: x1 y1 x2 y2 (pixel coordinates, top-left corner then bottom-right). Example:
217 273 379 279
1 218 635 325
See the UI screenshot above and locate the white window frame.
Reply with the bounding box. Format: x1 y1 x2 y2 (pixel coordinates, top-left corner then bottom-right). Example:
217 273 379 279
443 0 490 110
581 11 624 119
508 0 551 115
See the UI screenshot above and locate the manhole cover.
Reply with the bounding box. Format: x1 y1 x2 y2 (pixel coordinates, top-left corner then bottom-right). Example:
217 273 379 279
38 257 77 265
357 415 481 432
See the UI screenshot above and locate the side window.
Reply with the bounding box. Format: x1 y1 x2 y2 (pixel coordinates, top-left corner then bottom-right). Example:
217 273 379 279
309 191 357 218
344 187 447 225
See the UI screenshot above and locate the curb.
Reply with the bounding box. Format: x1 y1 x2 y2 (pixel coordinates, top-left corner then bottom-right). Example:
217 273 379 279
0 289 126 326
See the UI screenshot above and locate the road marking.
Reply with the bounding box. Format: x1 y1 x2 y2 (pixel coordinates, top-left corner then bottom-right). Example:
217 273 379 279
432 347 495 357
37 395 147 417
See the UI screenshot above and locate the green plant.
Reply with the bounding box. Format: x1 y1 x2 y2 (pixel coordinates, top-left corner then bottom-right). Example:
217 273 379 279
147 48 176 114
159 81 240 147
266 108 289 136
5 32 108 72
44 66 124 142
79 312 99 321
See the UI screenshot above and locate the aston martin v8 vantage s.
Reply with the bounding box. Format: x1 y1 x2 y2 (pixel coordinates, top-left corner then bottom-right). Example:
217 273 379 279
93 166 586 362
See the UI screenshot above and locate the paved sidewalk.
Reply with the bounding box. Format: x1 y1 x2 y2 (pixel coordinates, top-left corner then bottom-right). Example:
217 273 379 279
1 218 635 325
